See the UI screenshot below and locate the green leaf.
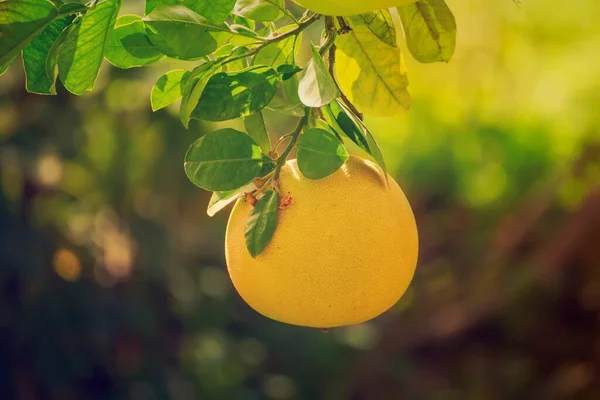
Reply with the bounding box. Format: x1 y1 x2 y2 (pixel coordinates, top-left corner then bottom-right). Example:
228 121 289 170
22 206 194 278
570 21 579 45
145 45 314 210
151 69 190 111
44 21 73 87
179 62 218 128
105 15 163 69
335 17 410 116
253 26 297 68
58 0 121 95
245 189 279 258
243 112 271 153
322 99 387 178
234 0 284 22
144 4 219 60
207 182 256 217
297 128 349 180
0 55 16 76
0 0 58 66
22 16 72 95
58 2 87 15
277 64 302 80
298 43 339 108
184 128 263 191
146 0 236 24
350 10 396 48
397 0 456 63
191 65 280 122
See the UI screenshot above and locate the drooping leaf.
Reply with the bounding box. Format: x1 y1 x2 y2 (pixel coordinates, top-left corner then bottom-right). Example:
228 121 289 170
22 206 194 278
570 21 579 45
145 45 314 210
207 181 256 217
191 65 280 121
234 0 284 22
58 0 121 95
0 0 58 66
184 128 263 191
298 43 339 108
179 62 218 128
45 21 73 87
105 15 163 69
144 4 220 60
335 18 410 116
146 0 236 24
297 127 349 180
151 69 190 111
397 0 456 63
350 10 396 48
322 99 387 178
245 189 279 258
57 2 88 16
22 16 72 94
244 112 271 153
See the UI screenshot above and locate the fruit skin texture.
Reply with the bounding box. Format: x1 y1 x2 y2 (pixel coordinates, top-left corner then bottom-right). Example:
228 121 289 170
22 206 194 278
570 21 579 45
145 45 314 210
226 156 418 328
293 0 417 16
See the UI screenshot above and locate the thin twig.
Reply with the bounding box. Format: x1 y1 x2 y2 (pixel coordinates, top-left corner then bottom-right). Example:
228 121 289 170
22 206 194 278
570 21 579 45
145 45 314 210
328 43 363 120
272 109 310 192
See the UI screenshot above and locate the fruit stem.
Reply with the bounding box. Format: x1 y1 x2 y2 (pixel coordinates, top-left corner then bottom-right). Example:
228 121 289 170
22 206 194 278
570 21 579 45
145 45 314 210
272 108 310 193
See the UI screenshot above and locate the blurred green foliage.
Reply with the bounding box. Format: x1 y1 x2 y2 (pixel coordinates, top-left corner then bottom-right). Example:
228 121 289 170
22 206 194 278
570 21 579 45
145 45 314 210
1 0 600 399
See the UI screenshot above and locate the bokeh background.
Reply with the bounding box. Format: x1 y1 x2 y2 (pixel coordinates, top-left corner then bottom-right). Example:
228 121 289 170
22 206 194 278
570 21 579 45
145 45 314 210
2 0 600 398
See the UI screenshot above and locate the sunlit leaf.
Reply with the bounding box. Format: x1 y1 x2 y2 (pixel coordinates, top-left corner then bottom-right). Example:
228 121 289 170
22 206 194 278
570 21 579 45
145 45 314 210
151 69 190 111
253 26 297 68
191 65 280 121
184 128 263 191
0 0 58 66
322 99 387 178
207 181 256 217
58 0 121 95
298 43 339 108
244 112 271 153
297 127 349 180
22 16 72 94
350 10 396 48
105 15 163 69
245 189 279 258
397 0 456 63
146 0 236 24
179 62 218 128
335 18 410 116
234 0 284 22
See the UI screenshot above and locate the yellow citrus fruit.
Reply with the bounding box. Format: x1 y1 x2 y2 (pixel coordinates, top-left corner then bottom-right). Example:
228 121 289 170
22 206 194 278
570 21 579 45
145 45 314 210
293 0 417 16
225 156 418 328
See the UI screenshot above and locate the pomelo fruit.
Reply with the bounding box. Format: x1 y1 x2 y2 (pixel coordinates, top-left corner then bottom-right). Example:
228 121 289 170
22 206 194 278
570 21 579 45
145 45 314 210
226 156 418 328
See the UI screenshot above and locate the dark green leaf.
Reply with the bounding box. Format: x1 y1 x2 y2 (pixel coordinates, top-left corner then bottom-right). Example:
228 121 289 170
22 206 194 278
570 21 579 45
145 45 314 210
297 128 349 180
179 62 218 128
234 0 284 22
144 4 219 60
277 64 302 80
298 43 339 107
58 0 121 95
243 112 271 153
350 10 396 48
22 16 72 94
322 99 387 178
58 2 87 15
105 15 163 68
397 0 456 63
0 0 58 66
151 69 190 111
245 190 279 258
207 181 255 217
191 65 280 122
184 128 263 191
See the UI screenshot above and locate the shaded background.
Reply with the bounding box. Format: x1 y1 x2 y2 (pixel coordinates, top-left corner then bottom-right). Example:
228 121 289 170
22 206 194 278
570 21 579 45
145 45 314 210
1 0 600 398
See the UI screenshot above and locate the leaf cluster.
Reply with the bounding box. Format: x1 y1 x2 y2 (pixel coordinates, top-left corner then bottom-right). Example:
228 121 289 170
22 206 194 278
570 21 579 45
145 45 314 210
0 0 457 257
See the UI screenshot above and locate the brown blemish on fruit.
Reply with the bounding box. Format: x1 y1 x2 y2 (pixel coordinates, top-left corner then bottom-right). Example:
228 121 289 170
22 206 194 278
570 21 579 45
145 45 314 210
279 195 294 210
